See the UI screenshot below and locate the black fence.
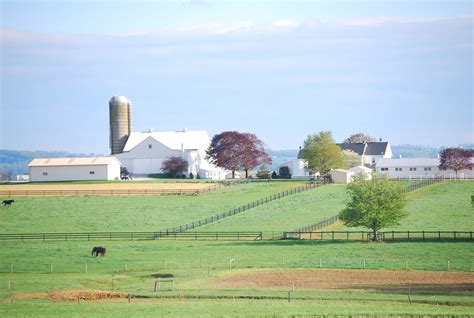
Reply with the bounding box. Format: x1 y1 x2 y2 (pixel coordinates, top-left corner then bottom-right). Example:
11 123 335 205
0 184 226 197
155 183 319 236
403 177 444 193
283 230 473 241
0 231 263 242
285 177 446 235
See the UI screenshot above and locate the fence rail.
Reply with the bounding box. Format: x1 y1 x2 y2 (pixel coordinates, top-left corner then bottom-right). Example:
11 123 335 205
0 231 263 241
283 230 473 241
155 183 318 236
0 184 227 197
402 177 444 193
286 177 446 235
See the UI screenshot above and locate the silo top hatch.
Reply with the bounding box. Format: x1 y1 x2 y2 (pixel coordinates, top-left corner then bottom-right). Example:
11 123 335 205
109 95 131 106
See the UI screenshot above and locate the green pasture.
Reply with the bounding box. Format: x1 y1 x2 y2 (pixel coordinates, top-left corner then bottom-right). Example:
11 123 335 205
2 296 473 317
0 180 473 316
200 185 346 232
339 181 474 231
0 181 307 233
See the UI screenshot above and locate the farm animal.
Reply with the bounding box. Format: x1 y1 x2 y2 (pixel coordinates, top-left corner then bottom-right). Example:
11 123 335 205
91 246 106 257
2 199 15 206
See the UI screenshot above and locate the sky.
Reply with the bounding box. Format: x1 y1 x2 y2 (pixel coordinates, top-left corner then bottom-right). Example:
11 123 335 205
1 0 473 154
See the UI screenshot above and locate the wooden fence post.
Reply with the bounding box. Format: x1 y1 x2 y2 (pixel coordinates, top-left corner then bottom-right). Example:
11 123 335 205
85 261 88 273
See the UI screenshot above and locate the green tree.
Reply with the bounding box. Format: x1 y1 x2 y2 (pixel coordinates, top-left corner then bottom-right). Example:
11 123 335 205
256 164 271 179
339 175 407 241
302 131 344 177
342 149 362 169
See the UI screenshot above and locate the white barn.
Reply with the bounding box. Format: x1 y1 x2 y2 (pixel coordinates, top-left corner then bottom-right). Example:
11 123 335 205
29 157 121 182
113 129 227 179
375 158 474 179
348 165 373 180
330 169 354 184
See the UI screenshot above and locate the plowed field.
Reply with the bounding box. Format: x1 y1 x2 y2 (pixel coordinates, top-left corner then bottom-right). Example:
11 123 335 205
215 269 474 292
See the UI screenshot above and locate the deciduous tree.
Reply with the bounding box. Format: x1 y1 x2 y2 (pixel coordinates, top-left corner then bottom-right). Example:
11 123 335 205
205 131 271 178
302 131 344 177
439 148 473 176
344 133 376 144
161 156 188 178
339 174 407 241
342 149 362 169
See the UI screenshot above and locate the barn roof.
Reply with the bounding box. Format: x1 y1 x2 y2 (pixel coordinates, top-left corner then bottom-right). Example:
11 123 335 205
29 157 121 167
337 142 390 156
122 130 210 152
337 143 367 156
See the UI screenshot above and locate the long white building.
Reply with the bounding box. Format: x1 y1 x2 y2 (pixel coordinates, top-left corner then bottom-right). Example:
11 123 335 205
375 158 474 179
29 157 121 182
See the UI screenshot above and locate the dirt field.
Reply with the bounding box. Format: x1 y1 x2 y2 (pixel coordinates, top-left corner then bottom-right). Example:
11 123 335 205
214 269 474 292
10 290 128 302
0 182 222 196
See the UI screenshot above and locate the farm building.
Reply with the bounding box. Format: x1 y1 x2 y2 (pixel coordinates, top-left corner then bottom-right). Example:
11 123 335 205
108 95 228 179
29 157 121 182
113 129 227 179
337 141 392 166
375 158 474 179
329 169 354 184
348 165 373 180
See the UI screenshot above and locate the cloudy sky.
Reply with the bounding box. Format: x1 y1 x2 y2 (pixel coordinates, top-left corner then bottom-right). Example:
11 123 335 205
1 0 472 154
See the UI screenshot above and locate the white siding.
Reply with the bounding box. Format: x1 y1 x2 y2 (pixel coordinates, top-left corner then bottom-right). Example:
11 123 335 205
30 165 113 182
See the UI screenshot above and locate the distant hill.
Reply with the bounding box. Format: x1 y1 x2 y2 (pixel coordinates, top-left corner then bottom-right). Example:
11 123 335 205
0 150 98 179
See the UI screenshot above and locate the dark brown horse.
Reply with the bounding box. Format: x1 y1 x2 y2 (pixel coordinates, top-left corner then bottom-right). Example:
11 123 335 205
91 246 106 257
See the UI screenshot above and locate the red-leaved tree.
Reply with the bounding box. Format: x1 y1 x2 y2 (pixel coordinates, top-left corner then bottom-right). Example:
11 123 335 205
439 148 473 176
206 131 271 178
161 156 188 178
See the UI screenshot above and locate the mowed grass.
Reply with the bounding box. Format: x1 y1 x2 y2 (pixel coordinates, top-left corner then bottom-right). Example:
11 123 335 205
0 181 306 233
338 181 474 231
2 297 473 317
200 185 347 232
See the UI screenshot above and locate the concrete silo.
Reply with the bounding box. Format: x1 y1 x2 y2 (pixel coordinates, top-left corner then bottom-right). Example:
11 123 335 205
109 95 132 155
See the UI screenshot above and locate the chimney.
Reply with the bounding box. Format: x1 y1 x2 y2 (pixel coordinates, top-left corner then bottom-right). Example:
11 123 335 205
379 138 382 142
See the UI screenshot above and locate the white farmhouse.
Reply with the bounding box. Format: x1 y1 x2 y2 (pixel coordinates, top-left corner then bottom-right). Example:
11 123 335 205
113 129 227 179
29 157 121 182
337 141 392 166
375 158 474 179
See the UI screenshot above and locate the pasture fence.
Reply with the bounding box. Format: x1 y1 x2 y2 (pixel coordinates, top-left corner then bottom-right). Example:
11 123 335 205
154 183 319 238
402 176 444 193
0 231 263 242
0 184 226 197
284 177 445 236
283 230 473 242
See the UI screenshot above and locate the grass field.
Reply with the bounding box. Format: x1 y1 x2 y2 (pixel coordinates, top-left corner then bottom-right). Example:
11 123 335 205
0 181 307 233
0 180 473 316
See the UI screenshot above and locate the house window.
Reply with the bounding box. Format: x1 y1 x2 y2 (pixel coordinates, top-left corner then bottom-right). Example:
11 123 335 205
381 168 388 171
89 171 95 175
395 168 402 172
424 167 431 171
148 144 152 149
409 168 417 171
42 172 48 176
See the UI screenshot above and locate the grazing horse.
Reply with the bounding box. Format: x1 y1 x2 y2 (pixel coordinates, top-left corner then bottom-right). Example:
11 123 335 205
91 246 106 257
2 199 15 206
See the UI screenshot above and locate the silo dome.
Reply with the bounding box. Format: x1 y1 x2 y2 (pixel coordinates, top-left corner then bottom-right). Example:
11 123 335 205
109 95 130 106
109 95 132 155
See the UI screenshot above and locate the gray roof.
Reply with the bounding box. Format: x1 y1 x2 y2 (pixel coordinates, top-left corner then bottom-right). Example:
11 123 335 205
337 143 367 156
365 142 389 156
297 148 305 159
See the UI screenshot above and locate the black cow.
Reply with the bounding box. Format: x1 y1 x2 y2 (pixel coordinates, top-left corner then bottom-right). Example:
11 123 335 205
91 246 106 257
2 199 15 206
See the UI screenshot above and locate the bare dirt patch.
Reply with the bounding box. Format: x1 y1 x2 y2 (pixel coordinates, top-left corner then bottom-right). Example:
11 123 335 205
214 269 474 293
10 290 128 302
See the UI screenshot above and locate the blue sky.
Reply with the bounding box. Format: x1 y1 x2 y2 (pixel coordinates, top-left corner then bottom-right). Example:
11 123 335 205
1 0 472 154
